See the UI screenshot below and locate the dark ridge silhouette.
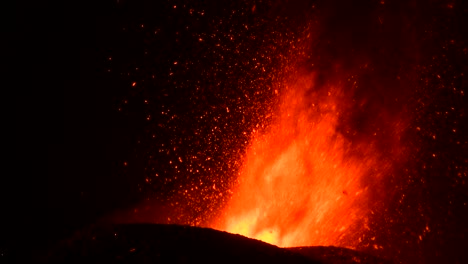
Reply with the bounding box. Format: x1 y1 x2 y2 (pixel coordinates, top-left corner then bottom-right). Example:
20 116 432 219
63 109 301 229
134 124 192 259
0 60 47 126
289 246 392 264
29 224 390 263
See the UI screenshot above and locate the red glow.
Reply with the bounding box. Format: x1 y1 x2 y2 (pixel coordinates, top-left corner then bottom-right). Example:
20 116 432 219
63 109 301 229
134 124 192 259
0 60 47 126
212 72 407 248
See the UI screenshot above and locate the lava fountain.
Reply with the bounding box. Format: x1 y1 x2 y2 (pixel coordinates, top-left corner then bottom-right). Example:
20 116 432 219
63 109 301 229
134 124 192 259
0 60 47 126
212 63 409 248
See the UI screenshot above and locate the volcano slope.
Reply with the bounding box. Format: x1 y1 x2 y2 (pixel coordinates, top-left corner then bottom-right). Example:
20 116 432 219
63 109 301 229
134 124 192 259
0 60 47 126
31 224 391 263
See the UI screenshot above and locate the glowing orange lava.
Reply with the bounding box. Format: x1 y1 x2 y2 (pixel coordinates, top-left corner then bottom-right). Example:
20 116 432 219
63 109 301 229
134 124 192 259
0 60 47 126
213 72 405 248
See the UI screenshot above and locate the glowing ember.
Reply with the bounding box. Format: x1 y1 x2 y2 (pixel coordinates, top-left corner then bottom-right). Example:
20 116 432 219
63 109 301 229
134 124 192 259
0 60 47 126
212 69 407 248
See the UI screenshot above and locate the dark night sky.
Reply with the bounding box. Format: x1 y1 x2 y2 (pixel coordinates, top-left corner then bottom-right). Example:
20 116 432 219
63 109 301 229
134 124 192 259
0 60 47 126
8 0 149 253
5 0 468 263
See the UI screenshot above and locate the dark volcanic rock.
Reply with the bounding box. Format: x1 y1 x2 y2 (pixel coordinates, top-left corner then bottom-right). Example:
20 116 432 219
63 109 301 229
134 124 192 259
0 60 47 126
39 224 314 264
289 246 393 264
32 224 390 263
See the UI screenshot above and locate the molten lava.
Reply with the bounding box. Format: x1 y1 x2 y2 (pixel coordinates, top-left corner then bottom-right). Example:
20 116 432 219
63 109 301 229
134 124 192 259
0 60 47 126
213 72 406 248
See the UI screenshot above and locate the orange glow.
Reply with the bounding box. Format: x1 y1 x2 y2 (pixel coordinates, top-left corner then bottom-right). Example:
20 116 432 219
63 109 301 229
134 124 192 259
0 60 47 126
212 73 405 248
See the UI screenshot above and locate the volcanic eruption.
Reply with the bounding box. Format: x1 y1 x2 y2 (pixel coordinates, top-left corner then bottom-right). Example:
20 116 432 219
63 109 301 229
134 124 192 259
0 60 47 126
37 1 468 263
211 0 417 251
